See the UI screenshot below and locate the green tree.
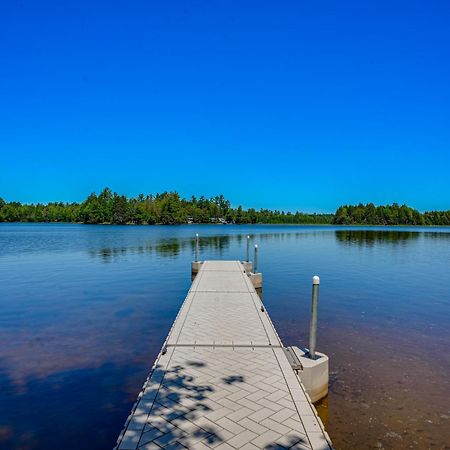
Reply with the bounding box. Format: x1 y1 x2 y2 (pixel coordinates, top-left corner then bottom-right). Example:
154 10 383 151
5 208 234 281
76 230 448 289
112 194 128 224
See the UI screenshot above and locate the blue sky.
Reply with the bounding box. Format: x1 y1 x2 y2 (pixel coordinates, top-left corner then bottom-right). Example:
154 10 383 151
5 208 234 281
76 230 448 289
1 1 449 212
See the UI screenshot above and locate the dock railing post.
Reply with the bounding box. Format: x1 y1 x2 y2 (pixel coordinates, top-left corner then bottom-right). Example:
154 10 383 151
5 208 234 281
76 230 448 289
246 235 250 262
254 244 258 273
195 233 199 262
309 275 320 359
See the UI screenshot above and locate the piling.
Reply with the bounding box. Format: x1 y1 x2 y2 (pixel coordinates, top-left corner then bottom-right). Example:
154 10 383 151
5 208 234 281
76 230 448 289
195 233 199 262
309 275 320 360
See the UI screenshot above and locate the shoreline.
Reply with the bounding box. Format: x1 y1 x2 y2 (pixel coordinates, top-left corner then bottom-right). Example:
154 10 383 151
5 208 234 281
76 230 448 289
1 221 450 228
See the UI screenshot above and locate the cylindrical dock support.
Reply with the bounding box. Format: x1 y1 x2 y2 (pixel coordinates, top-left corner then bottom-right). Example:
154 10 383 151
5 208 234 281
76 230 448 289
254 244 258 273
309 275 320 360
246 235 250 262
195 233 199 262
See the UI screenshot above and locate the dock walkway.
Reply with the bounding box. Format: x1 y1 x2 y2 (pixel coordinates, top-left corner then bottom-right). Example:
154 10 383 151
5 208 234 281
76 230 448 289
116 261 332 450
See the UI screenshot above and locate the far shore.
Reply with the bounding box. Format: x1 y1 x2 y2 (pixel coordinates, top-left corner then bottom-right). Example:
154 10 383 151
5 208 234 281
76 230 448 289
1 221 449 228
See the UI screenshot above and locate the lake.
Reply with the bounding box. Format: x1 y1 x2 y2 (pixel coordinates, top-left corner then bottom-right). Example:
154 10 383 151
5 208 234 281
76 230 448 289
0 223 449 449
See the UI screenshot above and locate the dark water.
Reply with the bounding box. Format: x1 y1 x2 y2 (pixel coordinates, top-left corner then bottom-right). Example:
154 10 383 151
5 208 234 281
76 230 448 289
0 224 449 450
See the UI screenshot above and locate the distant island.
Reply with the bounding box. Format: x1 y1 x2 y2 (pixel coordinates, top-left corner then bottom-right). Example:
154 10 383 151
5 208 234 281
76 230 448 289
0 188 449 226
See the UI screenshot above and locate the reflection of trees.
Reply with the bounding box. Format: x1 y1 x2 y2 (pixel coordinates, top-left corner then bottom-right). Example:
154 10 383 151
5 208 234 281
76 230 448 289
87 236 233 262
156 241 181 257
86 231 321 263
87 228 450 262
86 229 335 263
334 230 421 247
194 236 231 254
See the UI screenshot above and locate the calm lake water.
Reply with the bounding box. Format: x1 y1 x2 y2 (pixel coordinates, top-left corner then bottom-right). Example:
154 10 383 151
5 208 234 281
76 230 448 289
0 223 449 450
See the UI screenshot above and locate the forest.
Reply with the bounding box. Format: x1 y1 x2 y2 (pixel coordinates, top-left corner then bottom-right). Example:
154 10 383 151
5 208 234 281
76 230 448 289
0 188 332 225
0 189 448 225
333 203 450 226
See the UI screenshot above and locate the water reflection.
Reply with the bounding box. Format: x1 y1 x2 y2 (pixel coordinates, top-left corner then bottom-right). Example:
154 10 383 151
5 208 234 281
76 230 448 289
85 232 328 262
86 228 450 262
335 229 420 246
87 236 234 262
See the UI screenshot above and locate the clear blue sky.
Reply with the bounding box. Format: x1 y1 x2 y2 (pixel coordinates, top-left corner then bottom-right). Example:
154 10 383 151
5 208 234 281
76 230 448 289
1 1 449 212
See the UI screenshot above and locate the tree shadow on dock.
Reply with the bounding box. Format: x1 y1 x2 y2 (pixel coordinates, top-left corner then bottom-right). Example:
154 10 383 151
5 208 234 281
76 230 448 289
221 374 244 385
116 357 324 449
265 435 314 450
116 360 232 449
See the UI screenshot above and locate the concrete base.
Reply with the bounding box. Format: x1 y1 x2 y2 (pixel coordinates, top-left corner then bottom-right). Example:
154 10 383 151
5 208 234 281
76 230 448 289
292 347 329 403
191 261 203 280
248 272 262 289
241 261 252 273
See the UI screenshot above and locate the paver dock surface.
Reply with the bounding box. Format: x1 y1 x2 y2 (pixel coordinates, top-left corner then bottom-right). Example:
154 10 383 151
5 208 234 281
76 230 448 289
116 261 332 450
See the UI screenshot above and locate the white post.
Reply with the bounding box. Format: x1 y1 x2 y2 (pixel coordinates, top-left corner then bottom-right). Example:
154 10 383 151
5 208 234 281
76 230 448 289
195 233 199 262
309 275 320 359
254 244 258 273
246 235 250 262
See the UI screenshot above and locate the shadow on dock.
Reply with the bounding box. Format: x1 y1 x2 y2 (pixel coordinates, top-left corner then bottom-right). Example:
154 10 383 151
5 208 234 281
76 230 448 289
118 358 313 449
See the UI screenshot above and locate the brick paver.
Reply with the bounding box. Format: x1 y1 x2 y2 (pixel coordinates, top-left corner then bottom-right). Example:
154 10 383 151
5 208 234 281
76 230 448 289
116 261 332 450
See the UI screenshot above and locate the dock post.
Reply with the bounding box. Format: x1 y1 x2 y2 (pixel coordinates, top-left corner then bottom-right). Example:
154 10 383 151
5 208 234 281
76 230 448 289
309 275 320 359
195 233 199 262
191 234 202 279
248 244 262 292
292 274 329 401
246 235 250 262
254 244 258 273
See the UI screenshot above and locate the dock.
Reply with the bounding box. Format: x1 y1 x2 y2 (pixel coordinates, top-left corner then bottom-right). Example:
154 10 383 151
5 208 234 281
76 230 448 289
115 260 332 450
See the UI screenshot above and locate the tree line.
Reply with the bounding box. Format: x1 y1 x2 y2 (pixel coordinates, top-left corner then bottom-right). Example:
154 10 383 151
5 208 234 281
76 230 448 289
0 189 448 225
0 188 332 225
333 203 450 226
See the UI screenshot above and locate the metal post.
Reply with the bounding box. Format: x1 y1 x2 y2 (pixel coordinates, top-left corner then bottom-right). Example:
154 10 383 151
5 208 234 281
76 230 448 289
246 235 250 262
309 275 320 359
195 233 199 262
254 244 258 273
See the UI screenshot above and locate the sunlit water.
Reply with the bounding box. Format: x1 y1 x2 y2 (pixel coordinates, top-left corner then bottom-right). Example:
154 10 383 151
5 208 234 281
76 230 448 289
0 224 449 449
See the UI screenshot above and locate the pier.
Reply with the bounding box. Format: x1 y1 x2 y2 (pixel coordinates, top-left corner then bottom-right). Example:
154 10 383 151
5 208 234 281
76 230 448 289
116 260 332 450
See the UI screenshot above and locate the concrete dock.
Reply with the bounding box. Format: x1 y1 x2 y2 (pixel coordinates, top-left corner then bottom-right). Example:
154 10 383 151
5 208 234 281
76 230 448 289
115 261 332 450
